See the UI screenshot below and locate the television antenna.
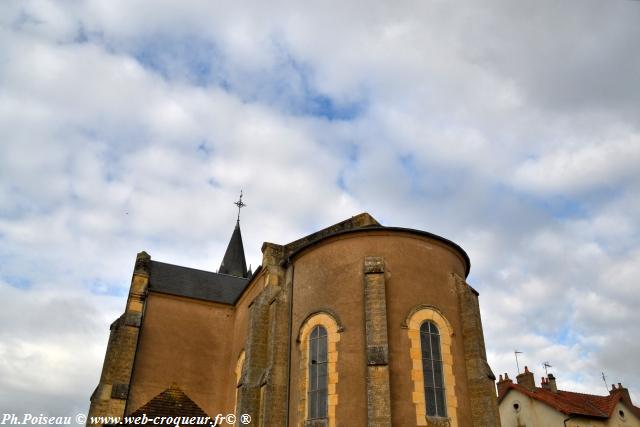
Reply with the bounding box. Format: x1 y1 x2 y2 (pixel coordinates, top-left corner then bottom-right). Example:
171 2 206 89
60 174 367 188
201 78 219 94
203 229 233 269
514 350 523 374
602 372 609 393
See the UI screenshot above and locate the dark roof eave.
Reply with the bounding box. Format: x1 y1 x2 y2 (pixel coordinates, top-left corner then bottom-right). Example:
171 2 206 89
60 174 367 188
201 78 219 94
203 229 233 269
148 288 235 306
284 226 471 277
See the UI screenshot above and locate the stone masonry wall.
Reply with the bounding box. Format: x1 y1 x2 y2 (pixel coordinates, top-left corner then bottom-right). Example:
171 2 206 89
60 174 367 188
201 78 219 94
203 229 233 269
87 251 149 425
236 243 288 427
453 274 500 427
364 256 392 427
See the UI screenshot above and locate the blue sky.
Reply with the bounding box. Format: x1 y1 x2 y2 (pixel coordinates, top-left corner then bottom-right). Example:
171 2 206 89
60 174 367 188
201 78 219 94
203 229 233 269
1 0 640 417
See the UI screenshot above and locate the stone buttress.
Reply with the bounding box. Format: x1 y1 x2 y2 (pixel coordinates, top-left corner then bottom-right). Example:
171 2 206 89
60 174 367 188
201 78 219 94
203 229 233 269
87 251 149 425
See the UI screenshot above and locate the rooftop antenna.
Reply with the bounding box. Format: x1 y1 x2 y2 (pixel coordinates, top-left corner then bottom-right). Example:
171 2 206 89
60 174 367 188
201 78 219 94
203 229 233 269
543 362 552 376
602 372 609 393
234 189 246 223
514 350 523 374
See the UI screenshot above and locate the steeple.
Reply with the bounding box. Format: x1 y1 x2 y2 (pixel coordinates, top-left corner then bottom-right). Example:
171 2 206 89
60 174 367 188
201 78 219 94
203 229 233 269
218 192 249 278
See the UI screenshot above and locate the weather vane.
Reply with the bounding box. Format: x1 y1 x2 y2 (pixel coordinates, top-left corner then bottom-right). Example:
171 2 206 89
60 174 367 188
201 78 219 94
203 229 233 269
234 190 246 222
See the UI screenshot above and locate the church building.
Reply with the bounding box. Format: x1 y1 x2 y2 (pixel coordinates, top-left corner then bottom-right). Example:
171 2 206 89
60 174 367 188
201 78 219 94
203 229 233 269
88 206 500 426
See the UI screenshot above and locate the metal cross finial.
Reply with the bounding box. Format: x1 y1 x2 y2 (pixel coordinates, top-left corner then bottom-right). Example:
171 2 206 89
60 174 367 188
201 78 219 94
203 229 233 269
234 190 246 222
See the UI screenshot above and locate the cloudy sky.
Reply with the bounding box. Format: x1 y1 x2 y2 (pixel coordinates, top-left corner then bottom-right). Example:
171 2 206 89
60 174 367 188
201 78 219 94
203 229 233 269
2 0 640 417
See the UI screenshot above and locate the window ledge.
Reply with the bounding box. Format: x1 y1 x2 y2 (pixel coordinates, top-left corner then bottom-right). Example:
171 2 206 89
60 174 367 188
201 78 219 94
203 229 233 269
425 416 451 426
304 418 328 427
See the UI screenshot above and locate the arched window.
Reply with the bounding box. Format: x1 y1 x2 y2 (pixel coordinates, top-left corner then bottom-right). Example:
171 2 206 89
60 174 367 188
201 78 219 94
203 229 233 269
421 321 446 417
308 325 328 419
404 305 457 426
297 311 341 426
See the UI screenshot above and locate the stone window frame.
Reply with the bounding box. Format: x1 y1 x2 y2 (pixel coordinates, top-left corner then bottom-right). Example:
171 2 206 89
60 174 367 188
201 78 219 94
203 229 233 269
421 321 447 417
296 312 342 427
307 325 329 420
403 305 458 427
233 350 245 416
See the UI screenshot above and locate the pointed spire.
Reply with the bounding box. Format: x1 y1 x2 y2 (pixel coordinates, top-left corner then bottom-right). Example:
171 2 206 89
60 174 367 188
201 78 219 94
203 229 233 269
219 192 249 278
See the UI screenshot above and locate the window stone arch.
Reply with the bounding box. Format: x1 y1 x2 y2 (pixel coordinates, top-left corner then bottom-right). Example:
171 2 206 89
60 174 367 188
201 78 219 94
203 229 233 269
297 312 341 427
233 350 245 416
404 305 458 427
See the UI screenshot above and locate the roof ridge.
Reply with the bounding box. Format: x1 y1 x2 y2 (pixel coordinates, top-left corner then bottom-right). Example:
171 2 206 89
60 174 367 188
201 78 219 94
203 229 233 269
556 389 613 399
151 260 217 275
283 212 380 254
151 260 248 281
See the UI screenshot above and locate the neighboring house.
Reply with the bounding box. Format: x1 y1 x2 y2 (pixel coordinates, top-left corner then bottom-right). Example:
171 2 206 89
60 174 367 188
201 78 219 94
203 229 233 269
88 209 501 426
497 367 640 426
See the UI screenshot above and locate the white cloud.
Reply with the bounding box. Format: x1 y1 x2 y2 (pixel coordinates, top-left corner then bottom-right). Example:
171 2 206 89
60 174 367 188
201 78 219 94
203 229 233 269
1 0 639 415
514 136 640 195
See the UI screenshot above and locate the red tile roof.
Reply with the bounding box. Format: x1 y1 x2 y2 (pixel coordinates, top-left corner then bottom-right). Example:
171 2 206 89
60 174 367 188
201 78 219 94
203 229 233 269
499 382 640 419
127 384 212 425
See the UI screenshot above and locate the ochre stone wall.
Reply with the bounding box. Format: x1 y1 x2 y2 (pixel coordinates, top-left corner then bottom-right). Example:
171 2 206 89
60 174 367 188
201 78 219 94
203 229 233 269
126 292 235 415
287 230 496 426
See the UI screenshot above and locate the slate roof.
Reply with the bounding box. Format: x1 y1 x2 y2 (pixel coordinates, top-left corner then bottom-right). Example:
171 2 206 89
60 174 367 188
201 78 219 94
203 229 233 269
218 221 248 278
149 260 248 304
127 384 211 424
499 382 640 419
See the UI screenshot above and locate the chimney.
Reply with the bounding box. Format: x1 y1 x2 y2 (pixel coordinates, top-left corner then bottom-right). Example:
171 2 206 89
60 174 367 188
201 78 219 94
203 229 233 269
516 366 535 391
541 377 549 390
547 373 558 393
497 373 513 397
611 383 634 408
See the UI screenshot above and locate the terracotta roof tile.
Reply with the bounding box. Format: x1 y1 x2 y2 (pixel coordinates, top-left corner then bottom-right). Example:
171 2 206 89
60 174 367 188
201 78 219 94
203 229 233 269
499 383 640 419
